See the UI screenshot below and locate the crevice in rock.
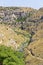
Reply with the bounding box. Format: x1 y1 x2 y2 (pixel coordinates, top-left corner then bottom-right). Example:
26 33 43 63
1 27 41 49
29 49 35 56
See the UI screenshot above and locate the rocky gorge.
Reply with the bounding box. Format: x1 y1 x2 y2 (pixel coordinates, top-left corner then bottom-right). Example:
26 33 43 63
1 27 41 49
0 7 43 65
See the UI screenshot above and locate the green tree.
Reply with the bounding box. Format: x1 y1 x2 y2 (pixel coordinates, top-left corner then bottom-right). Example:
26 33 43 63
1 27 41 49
0 45 25 65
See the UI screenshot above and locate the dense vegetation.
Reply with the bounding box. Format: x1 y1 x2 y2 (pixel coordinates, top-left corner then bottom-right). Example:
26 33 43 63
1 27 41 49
0 45 25 65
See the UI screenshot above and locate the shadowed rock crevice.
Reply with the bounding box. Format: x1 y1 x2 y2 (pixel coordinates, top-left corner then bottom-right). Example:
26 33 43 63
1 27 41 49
29 49 35 56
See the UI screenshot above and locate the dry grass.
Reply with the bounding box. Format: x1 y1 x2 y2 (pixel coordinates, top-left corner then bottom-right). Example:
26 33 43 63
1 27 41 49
0 24 30 50
24 38 43 65
24 27 43 65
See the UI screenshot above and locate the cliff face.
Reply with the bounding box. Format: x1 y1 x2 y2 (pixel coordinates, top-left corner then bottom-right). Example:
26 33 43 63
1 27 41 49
0 7 43 34
0 7 42 22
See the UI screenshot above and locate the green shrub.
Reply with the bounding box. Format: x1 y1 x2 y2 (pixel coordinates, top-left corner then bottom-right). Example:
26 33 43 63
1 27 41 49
16 17 26 22
0 45 25 65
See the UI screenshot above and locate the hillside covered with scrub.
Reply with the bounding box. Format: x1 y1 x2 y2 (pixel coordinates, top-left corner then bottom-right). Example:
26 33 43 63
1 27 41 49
0 7 43 65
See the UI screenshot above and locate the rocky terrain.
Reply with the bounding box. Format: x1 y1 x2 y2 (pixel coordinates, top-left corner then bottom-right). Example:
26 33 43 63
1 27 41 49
0 7 43 65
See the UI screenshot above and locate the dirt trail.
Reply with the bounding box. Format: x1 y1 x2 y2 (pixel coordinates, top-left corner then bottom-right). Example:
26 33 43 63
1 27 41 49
26 48 43 61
